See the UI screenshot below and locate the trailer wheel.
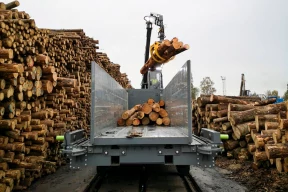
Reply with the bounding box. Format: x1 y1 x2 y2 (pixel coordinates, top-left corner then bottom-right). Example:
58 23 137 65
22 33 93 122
176 165 190 176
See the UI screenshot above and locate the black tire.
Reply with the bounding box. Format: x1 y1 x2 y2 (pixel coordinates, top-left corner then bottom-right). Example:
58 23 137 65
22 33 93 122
176 165 190 176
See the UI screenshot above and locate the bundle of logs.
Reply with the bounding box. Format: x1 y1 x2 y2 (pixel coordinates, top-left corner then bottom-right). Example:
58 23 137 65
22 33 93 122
140 37 189 74
117 99 170 127
0 1 132 191
193 94 288 173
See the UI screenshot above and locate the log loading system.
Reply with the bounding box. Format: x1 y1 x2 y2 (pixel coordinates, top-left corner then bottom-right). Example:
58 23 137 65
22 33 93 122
58 13 225 175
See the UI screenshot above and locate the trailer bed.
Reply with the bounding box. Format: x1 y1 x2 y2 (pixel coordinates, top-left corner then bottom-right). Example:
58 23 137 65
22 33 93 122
98 126 188 138
92 126 190 145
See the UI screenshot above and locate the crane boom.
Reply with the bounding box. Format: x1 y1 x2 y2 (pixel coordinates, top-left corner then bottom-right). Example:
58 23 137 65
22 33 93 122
141 13 165 89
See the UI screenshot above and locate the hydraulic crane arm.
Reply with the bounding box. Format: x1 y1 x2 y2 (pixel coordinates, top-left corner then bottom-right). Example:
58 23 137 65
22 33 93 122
141 13 165 89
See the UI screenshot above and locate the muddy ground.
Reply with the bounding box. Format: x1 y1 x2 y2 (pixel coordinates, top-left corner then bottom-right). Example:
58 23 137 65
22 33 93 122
22 165 96 192
21 156 288 192
215 156 288 192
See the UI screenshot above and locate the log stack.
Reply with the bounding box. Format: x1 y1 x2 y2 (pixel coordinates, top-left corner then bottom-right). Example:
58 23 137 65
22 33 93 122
0 1 133 191
117 99 170 127
193 94 288 173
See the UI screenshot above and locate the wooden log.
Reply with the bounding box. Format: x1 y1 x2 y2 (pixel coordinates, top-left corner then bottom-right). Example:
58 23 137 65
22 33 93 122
125 112 138 126
35 54 49 66
265 122 279 130
197 96 213 107
141 117 150 125
136 111 145 119
254 98 277 106
255 114 278 131
233 121 255 139
228 103 255 111
132 118 140 126
0 63 24 73
149 111 159 121
152 103 160 112
141 103 152 115
56 77 77 88
159 108 168 118
0 48 13 59
122 106 137 120
216 109 227 118
222 122 231 130
230 104 286 125
253 151 268 162
223 140 239 150
162 117 170 126
156 118 162 125
265 143 288 159
218 103 229 110
210 95 251 105
158 99 165 107
254 135 273 149
213 117 228 123
5 1 20 10
279 119 288 130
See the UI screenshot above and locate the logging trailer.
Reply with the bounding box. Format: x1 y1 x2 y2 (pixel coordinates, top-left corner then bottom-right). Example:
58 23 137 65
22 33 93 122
59 13 224 175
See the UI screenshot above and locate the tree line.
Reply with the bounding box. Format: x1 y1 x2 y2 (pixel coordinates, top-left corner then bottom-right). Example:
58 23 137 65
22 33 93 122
192 77 288 101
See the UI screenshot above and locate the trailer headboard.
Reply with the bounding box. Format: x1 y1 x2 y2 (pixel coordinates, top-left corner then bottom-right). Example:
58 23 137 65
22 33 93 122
90 61 128 138
163 60 192 140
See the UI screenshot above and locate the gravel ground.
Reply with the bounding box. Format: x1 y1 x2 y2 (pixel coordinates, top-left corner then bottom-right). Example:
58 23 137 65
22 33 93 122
22 165 96 192
190 165 248 192
23 156 288 192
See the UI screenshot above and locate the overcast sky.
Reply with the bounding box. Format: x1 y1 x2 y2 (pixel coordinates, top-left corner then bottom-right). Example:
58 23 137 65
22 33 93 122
11 0 288 97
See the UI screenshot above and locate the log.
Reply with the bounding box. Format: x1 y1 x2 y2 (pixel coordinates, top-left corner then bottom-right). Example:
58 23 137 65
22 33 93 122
223 140 239 150
213 117 228 123
228 103 255 111
141 117 150 125
216 109 227 118
162 117 170 126
233 121 254 139
159 108 168 118
158 99 165 107
230 104 286 125
264 122 279 130
136 111 145 119
152 103 160 112
141 103 152 114
125 112 138 126
0 63 24 73
254 98 277 106
265 143 288 159
253 151 268 162
279 119 288 130
0 48 13 59
210 95 251 105
149 111 159 121
156 118 162 125
56 77 77 87
121 106 137 120
5 1 20 10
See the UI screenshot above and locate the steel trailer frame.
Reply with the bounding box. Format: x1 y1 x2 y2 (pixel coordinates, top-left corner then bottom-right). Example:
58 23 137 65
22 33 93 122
61 60 222 170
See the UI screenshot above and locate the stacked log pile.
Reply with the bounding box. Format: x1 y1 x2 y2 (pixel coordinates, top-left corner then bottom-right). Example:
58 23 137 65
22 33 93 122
140 37 189 74
193 94 288 173
0 1 132 191
117 99 170 127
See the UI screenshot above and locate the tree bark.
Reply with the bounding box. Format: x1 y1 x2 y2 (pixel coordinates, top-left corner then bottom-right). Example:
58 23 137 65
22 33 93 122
265 143 288 159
